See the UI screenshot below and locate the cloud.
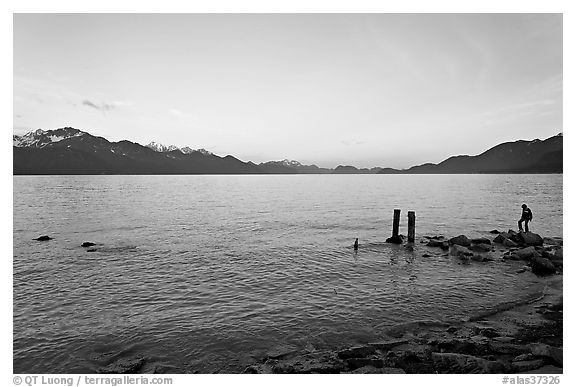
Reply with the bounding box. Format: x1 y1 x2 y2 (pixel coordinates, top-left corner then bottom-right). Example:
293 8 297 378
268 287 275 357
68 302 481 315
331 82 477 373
82 99 116 111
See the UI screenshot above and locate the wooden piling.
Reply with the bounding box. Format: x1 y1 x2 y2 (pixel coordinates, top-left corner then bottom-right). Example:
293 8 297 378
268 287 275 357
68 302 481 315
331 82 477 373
407 211 416 243
392 209 401 237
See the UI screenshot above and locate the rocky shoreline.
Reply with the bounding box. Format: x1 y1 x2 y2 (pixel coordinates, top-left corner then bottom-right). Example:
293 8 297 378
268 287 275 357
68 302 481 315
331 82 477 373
243 230 563 374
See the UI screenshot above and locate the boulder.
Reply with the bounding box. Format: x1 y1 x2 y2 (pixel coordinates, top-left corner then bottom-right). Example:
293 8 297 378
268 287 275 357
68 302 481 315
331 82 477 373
512 359 546 373
531 257 556 276
470 244 491 253
519 232 544 246
82 242 96 247
503 253 521 261
529 343 563 365
471 237 491 245
516 246 537 260
551 247 563 260
386 236 403 244
503 238 518 247
489 230 500 234
449 235 471 247
471 254 492 262
35 235 52 241
493 234 507 244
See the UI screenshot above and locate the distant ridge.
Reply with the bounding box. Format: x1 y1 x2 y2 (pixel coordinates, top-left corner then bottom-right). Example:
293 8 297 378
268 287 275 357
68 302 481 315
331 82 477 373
13 127 562 175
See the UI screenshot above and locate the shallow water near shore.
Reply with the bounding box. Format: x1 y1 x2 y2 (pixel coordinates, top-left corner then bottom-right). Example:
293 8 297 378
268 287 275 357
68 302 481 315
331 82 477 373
13 174 562 373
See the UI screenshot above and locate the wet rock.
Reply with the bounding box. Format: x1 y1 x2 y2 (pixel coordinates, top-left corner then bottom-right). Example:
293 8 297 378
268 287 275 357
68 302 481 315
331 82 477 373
345 366 405 374
431 352 507 373
529 343 563 365
516 246 537 260
488 342 528 355
35 235 52 241
97 357 145 374
337 345 376 359
471 254 492 262
519 232 544 246
519 365 563 374
271 363 295 373
470 244 492 253
82 242 96 247
427 240 449 250
516 268 527 274
243 365 260 374
471 237 491 245
386 236 403 244
266 344 299 360
551 247 563 260
512 359 546 372
492 336 515 343
422 253 432 258
503 238 519 247
450 245 473 258
489 230 500 234
346 357 384 370
368 339 409 351
531 257 556 276
449 235 471 247
513 353 536 362
543 237 563 246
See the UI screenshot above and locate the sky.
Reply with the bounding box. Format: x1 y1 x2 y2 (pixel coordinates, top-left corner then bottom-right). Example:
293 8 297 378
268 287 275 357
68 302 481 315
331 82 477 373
13 13 562 168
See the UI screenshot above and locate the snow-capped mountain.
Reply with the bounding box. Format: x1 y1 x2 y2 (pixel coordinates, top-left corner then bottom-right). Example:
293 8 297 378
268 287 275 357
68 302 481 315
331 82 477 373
146 142 213 155
13 127 85 148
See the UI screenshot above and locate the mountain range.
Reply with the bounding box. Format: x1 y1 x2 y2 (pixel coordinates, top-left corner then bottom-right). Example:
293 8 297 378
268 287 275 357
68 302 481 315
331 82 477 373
13 127 562 175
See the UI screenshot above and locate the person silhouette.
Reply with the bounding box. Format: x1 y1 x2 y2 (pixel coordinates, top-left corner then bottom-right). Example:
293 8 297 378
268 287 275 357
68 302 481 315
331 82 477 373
353 238 359 251
518 204 533 232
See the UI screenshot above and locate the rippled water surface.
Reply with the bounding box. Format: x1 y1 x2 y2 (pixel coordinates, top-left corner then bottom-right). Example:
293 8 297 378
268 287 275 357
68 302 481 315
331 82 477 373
13 174 563 373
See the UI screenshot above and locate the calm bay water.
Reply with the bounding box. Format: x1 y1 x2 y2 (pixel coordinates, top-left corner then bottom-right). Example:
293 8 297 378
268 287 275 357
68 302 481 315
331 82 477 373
13 174 563 373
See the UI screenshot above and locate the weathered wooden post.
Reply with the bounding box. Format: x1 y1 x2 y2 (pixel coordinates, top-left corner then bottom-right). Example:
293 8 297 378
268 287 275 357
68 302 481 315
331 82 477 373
407 211 416 243
386 209 403 244
392 209 401 238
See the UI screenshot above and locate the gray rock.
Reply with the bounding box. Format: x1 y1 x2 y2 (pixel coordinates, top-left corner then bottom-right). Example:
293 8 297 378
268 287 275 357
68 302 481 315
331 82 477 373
551 247 563 260
427 240 449 250
529 343 563 365
512 359 546 372
517 246 537 260
471 237 491 245
493 234 506 244
503 253 521 261
35 235 52 241
470 243 492 252
243 365 260 374
503 238 519 247
97 357 145 374
450 245 473 258
431 352 507 373
82 242 96 247
346 357 384 370
345 366 405 374
519 365 563 374
337 345 376 359
513 353 536 362
488 342 528 355
489 230 500 234
531 257 556 276
519 232 544 246
386 236 403 244
449 235 471 247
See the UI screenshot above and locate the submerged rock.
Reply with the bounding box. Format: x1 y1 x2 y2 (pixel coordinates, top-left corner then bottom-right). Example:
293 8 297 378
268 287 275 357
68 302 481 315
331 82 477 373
427 240 449 250
450 245 473 259
449 235 471 247
82 242 96 247
35 235 52 241
97 357 145 374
